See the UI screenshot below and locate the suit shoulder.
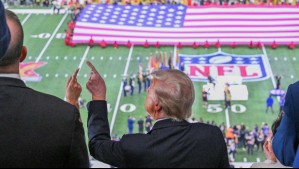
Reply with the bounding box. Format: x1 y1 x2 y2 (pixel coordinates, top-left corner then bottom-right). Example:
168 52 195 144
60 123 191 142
27 88 76 113
192 123 221 131
290 82 299 90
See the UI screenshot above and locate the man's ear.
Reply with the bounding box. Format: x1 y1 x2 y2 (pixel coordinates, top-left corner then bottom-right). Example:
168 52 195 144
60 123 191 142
19 46 27 63
154 103 162 112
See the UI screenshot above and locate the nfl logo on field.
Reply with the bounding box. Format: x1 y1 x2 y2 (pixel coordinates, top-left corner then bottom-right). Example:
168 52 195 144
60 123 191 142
180 52 270 82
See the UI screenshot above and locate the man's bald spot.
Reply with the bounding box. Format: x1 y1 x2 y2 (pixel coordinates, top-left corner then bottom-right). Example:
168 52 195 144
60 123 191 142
0 10 24 67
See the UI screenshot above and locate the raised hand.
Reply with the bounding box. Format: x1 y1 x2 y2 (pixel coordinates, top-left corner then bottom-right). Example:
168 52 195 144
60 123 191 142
66 68 82 109
86 61 106 101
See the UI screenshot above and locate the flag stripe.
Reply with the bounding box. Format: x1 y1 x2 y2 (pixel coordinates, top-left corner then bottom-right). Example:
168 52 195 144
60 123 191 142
73 32 299 38
74 26 299 34
75 23 299 32
73 5 299 45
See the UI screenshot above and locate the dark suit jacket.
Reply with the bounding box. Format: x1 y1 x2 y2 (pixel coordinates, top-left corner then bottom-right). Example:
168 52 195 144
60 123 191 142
88 101 229 168
0 77 89 168
273 82 299 167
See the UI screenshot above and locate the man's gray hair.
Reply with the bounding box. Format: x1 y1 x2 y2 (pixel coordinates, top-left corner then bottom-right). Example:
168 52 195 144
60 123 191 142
151 69 195 121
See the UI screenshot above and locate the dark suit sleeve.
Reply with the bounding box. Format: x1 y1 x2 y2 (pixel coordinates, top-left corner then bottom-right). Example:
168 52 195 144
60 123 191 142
283 84 295 119
88 101 126 168
65 107 89 168
215 127 230 168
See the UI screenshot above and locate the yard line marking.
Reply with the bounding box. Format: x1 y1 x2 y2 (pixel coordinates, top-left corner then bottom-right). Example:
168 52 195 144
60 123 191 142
111 45 134 134
21 14 31 26
173 45 177 68
78 47 90 70
262 44 277 89
225 108 231 129
35 13 68 63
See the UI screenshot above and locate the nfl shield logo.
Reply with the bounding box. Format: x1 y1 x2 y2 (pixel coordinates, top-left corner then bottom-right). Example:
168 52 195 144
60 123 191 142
180 52 270 82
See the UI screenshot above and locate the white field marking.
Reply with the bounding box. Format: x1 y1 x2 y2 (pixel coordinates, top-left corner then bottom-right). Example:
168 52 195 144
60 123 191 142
11 9 67 14
91 56 95 60
110 56 113 60
225 108 231 129
78 47 90 70
56 56 59 60
293 57 297 61
46 74 49 77
218 46 222 53
262 45 278 90
274 57 278 61
173 45 177 68
110 45 134 134
119 57 122 60
64 56 68 60
291 75 295 79
113 74 117 78
21 14 31 26
28 56 32 60
84 74 88 78
35 13 68 63
55 74 59 78
284 57 287 61
46 56 50 60
73 56 77 60
101 56 104 60
65 74 68 78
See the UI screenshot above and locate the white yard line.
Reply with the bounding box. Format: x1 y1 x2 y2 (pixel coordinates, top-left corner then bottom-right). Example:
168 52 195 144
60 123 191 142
21 14 31 26
35 13 68 63
262 44 277 88
173 45 177 68
225 108 231 129
78 47 90 70
11 9 66 14
218 47 222 53
110 45 134 134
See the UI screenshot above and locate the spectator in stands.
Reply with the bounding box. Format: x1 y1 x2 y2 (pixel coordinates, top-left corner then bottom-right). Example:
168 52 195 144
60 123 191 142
84 67 230 168
273 82 299 168
247 132 255 156
0 6 89 167
251 111 288 168
262 123 270 139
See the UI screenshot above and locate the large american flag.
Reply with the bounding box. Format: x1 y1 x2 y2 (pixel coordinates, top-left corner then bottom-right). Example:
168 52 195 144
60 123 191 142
72 5 299 45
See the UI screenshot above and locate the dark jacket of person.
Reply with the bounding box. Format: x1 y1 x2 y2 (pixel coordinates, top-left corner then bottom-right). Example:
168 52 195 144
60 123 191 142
0 77 89 168
88 101 230 168
273 82 299 167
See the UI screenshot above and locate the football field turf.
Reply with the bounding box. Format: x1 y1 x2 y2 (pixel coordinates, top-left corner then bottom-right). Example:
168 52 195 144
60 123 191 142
17 13 299 162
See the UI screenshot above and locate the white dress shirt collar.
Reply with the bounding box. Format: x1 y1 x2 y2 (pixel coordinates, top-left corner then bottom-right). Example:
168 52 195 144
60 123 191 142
0 74 21 79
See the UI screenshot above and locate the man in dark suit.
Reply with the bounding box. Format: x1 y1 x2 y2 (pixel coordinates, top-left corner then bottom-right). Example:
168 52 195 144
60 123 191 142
84 62 229 168
0 7 89 168
273 82 299 168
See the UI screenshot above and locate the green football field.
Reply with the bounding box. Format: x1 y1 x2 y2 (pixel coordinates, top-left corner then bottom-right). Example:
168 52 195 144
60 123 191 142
16 13 299 163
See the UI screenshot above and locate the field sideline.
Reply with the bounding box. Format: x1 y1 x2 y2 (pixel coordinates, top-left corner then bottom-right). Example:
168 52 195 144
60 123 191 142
16 12 299 163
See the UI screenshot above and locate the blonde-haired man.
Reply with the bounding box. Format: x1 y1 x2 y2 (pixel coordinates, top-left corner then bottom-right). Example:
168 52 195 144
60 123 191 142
71 63 229 168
